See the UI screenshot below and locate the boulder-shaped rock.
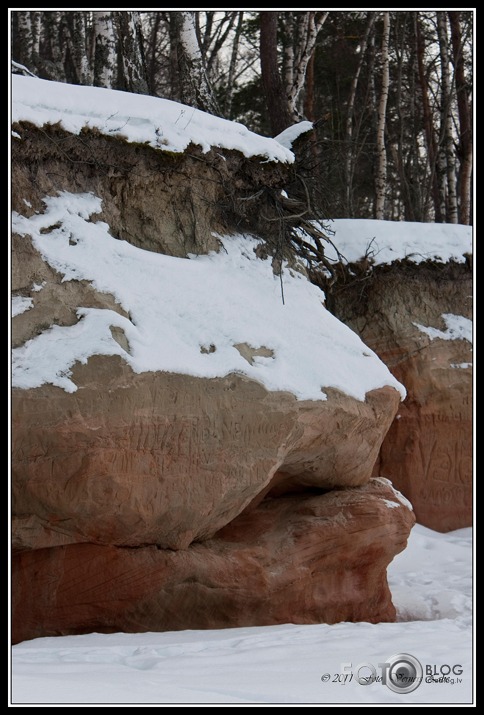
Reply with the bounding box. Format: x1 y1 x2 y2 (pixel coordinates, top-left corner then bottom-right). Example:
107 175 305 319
11 80 410 644
12 479 415 644
12 192 403 552
12 359 400 550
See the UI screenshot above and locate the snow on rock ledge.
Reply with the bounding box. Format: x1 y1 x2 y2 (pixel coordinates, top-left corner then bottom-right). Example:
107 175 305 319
12 192 405 402
326 218 472 266
274 120 314 149
11 192 405 551
12 75 293 163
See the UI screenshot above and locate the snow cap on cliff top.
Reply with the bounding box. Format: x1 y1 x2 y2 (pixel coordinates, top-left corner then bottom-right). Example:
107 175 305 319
326 218 472 266
11 75 294 163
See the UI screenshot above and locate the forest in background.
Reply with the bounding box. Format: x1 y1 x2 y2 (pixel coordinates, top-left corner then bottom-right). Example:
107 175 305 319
11 10 473 224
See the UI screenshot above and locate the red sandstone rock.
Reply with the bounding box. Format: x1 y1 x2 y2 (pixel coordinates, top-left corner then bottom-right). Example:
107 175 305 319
12 357 399 550
376 336 472 532
12 479 415 644
10 122 412 645
330 263 472 531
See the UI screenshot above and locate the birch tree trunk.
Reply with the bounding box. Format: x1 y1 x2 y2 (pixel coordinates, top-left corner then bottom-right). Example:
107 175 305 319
171 11 220 114
62 11 92 85
72 12 92 85
93 11 117 88
31 11 41 61
284 11 328 122
282 12 295 101
437 11 458 223
374 12 390 220
116 12 149 94
14 12 33 69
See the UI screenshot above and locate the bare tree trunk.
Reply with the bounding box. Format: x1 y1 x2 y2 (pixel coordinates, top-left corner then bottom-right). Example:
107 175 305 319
62 11 92 86
31 11 41 60
40 12 66 82
116 11 149 94
76 12 94 85
448 11 472 225
282 12 295 99
93 11 117 88
198 11 237 77
14 12 33 69
345 12 376 215
260 12 293 135
285 12 328 121
73 12 92 85
392 13 416 221
415 13 443 222
147 13 162 95
409 21 430 221
303 49 316 121
168 14 181 102
437 11 458 223
223 11 244 117
374 12 390 220
171 11 220 114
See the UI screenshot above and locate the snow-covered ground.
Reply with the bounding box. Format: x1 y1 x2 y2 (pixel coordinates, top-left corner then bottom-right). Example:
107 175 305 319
11 525 473 705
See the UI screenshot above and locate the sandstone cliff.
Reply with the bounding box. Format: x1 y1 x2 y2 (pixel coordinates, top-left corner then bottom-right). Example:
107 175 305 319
12 479 414 643
11 76 413 642
323 220 473 532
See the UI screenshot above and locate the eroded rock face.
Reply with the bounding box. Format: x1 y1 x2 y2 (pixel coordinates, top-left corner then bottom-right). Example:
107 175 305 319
12 208 401 552
12 479 415 644
11 123 288 259
11 123 411 642
12 355 399 550
327 262 472 531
